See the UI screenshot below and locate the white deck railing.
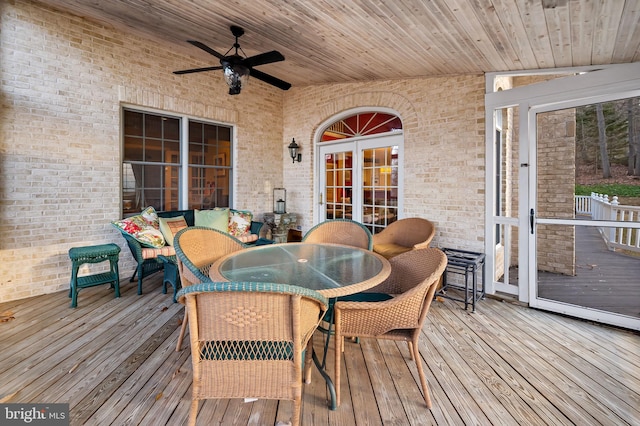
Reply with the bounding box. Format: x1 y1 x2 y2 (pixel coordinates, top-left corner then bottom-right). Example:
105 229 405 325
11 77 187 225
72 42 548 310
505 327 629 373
575 193 640 253
574 195 592 216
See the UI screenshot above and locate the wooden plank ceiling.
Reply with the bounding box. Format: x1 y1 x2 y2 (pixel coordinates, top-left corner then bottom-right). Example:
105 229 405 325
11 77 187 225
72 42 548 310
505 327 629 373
38 0 640 88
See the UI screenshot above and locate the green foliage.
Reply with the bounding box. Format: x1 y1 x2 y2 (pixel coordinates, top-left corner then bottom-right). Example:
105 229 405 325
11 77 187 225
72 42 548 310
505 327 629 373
575 184 640 197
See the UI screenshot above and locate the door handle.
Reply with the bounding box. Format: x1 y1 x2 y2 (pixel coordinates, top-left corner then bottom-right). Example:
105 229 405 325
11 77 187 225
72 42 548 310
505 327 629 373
319 193 324 205
530 208 535 234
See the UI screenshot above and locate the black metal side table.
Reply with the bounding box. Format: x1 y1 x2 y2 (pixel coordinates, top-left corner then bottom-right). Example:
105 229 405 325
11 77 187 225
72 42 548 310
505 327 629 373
436 248 485 312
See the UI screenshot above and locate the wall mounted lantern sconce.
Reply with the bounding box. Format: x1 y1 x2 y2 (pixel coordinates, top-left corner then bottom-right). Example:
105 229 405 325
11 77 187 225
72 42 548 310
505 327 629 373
288 138 302 163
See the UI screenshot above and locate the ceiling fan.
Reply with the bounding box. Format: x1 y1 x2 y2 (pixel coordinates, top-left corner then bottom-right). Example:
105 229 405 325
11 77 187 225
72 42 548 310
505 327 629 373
173 25 291 95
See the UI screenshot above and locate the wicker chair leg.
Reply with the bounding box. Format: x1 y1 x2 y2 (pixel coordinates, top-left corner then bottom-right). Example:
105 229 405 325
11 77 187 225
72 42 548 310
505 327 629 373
408 341 415 360
334 331 342 407
304 339 313 384
291 396 302 426
176 311 188 352
188 398 199 426
412 337 432 409
136 264 144 295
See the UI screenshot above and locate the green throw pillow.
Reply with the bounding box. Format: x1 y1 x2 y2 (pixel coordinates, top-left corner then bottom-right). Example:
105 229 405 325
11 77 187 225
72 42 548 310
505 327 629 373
195 208 230 232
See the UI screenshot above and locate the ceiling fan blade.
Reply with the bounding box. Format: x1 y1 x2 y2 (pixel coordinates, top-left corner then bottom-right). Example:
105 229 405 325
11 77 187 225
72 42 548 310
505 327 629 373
249 68 291 91
242 50 285 68
173 66 223 75
187 40 225 60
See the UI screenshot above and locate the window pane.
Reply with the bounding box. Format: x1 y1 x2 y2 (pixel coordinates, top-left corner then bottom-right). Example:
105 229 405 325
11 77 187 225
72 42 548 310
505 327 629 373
188 166 229 209
219 139 231 157
189 121 203 143
123 136 143 161
145 114 162 138
164 141 180 163
203 123 218 144
134 164 164 211
201 148 215 166
362 146 398 234
218 126 231 142
188 142 202 161
124 110 143 136
164 117 180 141
325 151 353 220
144 139 162 162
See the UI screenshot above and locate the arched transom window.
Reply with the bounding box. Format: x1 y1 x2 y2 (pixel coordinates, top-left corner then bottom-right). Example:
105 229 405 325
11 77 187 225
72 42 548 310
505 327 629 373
321 112 402 141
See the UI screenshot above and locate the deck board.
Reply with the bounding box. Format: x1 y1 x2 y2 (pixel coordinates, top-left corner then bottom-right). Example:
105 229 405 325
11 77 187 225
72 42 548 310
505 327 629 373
0 274 638 425
537 224 640 318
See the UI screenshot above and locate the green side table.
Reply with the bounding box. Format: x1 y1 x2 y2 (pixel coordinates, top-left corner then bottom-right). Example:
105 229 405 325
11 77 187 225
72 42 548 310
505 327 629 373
158 255 180 303
68 243 121 308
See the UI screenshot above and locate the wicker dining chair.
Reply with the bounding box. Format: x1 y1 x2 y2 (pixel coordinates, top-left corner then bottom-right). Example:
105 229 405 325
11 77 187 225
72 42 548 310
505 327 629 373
177 281 328 426
302 219 373 250
173 226 245 351
333 247 447 408
372 217 436 259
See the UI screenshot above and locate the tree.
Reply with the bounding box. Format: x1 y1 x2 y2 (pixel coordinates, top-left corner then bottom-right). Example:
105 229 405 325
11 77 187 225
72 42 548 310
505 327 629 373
596 103 612 178
628 98 640 176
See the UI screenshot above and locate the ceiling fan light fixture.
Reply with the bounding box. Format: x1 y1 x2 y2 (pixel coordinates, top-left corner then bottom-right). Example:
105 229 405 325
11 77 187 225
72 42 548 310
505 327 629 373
174 27 290 94
223 62 250 95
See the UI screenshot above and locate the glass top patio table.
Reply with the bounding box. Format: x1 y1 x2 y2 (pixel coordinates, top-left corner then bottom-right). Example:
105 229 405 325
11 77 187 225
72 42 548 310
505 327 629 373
210 242 391 298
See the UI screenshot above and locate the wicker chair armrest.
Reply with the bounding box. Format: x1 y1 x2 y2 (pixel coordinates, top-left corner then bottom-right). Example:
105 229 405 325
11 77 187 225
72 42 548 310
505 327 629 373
121 232 144 261
335 294 425 336
177 281 328 308
174 251 212 285
335 288 423 313
250 221 264 236
412 239 433 250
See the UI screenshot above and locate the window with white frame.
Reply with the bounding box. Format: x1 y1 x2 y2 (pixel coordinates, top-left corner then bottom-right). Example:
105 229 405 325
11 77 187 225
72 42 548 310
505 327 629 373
121 107 232 216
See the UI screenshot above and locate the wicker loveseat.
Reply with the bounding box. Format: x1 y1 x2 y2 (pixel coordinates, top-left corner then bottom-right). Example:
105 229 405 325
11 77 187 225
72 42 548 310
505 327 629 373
115 208 270 295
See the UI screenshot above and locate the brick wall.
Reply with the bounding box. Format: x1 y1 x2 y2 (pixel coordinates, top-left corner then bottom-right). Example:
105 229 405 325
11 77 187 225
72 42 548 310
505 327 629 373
0 1 284 302
536 109 576 275
0 1 487 302
283 76 486 249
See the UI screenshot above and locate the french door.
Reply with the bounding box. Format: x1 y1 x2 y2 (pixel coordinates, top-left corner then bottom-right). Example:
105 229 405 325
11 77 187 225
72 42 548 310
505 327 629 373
316 134 403 233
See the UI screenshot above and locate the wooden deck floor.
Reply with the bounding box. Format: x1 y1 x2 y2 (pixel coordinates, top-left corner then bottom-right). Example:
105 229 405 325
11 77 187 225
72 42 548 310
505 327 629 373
1 274 638 425
537 225 640 318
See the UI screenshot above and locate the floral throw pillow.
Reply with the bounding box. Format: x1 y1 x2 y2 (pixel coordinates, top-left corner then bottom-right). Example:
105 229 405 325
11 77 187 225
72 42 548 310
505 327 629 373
140 206 160 228
228 209 252 237
112 206 165 248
